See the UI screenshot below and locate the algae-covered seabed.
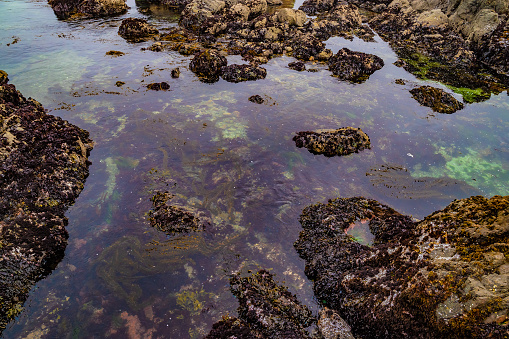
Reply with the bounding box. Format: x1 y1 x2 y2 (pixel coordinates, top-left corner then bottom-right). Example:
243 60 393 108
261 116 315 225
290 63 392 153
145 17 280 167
1 0 508 337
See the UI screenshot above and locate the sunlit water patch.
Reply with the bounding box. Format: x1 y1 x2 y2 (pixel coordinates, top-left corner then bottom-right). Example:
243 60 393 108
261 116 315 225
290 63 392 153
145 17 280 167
1 0 509 337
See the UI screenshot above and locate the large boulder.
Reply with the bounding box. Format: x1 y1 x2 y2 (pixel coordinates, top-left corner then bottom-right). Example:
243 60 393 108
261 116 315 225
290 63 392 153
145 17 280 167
118 18 159 42
293 127 371 157
189 49 228 82
48 0 128 19
295 195 509 338
0 74 93 333
328 48 384 83
410 85 464 113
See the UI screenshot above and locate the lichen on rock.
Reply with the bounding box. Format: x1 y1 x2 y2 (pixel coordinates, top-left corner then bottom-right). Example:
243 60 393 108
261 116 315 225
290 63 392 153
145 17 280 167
293 127 371 157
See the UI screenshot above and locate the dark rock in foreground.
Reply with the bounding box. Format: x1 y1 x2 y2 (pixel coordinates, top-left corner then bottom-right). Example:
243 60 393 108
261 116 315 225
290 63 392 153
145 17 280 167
189 49 227 82
295 195 509 338
328 48 384 83
410 85 464 113
48 0 128 19
293 127 371 157
118 18 159 42
205 270 316 338
0 74 93 333
221 64 267 83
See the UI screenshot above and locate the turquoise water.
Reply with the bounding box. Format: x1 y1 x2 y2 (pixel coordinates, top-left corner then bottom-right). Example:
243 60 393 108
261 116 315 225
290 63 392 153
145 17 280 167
1 0 508 337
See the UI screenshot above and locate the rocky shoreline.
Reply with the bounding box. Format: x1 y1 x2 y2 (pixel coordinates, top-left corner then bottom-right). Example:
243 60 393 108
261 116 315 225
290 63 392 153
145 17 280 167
0 73 93 333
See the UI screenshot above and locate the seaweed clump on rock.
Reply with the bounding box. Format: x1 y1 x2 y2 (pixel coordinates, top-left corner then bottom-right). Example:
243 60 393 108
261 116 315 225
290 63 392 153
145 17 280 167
0 73 93 333
48 0 128 19
118 18 159 42
293 127 371 157
221 64 267 83
148 191 208 235
189 49 228 82
205 270 317 338
410 85 464 113
328 48 384 83
295 195 509 338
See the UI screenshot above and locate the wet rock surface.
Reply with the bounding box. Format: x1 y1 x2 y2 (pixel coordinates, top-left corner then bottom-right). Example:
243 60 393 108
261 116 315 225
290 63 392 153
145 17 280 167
205 270 316 338
328 48 384 83
48 0 128 19
478 20 509 76
189 49 227 82
293 127 371 157
0 75 93 333
146 81 170 90
118 18 159 42
148 191 208 235
410 85 464 113
221 64 267 83
294 195 509 338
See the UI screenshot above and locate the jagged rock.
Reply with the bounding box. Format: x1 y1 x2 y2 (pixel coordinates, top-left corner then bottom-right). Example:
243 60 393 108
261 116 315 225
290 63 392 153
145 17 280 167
289 61 306 71
410 85 464 113
0 74 93 333
146 82 170 90
478 20 509 76
328 48 384 83
295 195 509 338
148 191 208 235
48 0 128 19
118 18 159 42
293 127 371 157
221 64 267 82
179 0 227 32
189 49 227 82
205 270 316 338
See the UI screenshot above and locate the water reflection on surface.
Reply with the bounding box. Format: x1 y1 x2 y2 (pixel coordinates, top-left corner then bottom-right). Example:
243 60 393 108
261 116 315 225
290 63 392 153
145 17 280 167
1 0 508 337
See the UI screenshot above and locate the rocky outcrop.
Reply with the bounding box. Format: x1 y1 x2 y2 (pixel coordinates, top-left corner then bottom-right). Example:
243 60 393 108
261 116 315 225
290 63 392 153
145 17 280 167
48 0 128 19
293 127 371 157
410 85 464 113
148 191 208 235
0 74 93 333
189 49 228 82
221 64 267 82
205 270 317 338
328 48 384 83
118 18 159 42
295 195 509 338
478 20 509 76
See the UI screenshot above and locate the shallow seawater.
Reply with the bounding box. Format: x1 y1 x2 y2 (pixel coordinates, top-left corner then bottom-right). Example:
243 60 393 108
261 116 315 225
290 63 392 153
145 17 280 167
1 0 509 337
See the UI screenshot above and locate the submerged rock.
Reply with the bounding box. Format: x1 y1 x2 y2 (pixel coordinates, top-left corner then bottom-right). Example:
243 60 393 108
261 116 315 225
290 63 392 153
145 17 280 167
221 64 267 83
118 18 159 42
0 74 93 333
295 195 509 338
293 127 371 157
48 0 128 19
410 85 464 113
328 48 384 83
189 49 227 82
148 191 208 235
205 270 316 338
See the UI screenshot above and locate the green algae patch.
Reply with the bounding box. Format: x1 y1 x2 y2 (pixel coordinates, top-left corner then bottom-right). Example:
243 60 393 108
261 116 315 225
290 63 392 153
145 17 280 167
446 85 491 104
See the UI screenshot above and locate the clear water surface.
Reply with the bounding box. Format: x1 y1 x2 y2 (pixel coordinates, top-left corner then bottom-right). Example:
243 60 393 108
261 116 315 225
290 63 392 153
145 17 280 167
1 0 508 337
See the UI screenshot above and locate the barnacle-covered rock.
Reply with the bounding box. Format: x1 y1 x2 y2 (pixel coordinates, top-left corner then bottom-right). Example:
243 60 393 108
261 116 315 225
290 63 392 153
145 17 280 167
295 195 509 338
205 270 316 338
0 74 93 333
221 64 267 83
189 49 227 82
148 191 208 235
328 48 384 83
118 18 159 42
48 0 128 19
293 127 371 157
410 85 464 113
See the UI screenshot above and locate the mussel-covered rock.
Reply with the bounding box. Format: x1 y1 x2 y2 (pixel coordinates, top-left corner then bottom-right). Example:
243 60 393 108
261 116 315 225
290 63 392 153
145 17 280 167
48 0 128 19
478 20 509 76
293 127 371 157
0 74 93 333
410 85 464 113
288 61 306 71
148 191 208 235
118 18 159 42
189 49 227 82
221 64 267 83
205 270 316 338
328 48 384 83
295 195 509 338
291 33 326 61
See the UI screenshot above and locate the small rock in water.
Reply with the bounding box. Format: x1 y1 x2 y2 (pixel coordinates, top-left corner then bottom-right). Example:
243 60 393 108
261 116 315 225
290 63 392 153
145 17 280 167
288 61 306 71
293 127 371 157
118 18 159 42
249 95 264 104
115 81 125 87
328 48 384 83
171 68 181 78
410 85 464 113
146 82 170 90
105 50 125 57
